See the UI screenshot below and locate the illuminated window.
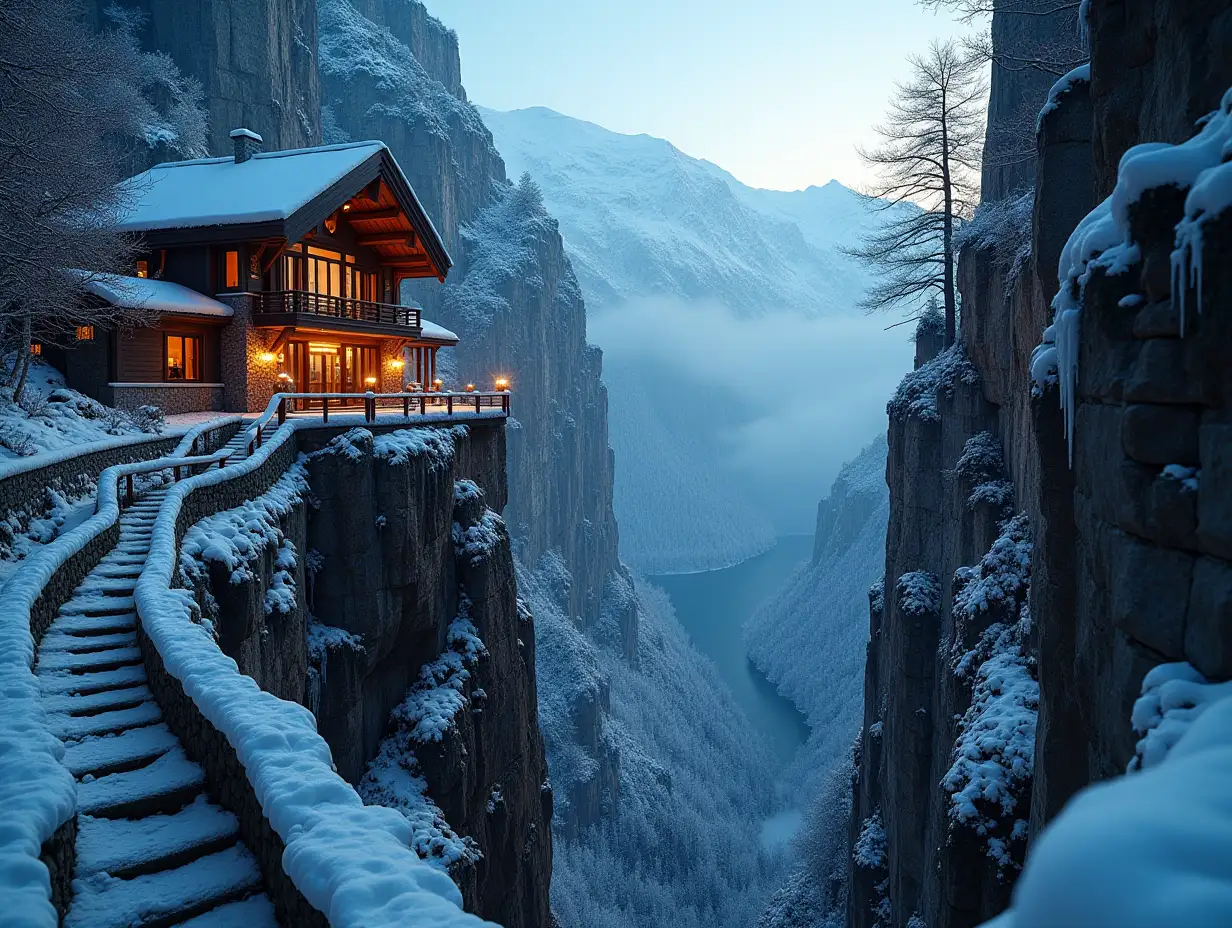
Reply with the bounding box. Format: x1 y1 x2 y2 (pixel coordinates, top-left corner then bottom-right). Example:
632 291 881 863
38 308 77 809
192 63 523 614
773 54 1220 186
166 334 201 381
136 260 149 279
30 343 41 356
75 325 94 341
224 251 239 289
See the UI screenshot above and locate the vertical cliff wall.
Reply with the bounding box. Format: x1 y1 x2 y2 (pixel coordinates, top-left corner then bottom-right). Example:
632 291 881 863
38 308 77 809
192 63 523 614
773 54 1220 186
89 0 321 155
846 2 1232 925
315 0 624 633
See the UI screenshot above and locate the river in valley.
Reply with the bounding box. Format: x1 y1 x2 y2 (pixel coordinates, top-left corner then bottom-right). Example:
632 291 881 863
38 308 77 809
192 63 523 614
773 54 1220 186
651 535 814 762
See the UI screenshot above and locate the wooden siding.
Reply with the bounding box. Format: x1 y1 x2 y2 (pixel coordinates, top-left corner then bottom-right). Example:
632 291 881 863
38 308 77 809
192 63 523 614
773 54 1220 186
116 321 222 383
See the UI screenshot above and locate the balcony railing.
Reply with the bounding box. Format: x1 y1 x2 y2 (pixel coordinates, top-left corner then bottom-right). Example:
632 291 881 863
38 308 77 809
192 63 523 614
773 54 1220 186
253 290 421 331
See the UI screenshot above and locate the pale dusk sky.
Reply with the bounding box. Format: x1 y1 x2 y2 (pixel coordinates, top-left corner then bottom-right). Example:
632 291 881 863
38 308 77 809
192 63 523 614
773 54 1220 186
421 0 976 192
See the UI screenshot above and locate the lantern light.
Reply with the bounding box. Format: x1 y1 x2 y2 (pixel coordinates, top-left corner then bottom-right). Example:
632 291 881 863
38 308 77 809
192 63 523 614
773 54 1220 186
259 352 276 363
390 359 405 369
465 384 476 393
364 376 378 386
433 378 443 391
494 377 510 392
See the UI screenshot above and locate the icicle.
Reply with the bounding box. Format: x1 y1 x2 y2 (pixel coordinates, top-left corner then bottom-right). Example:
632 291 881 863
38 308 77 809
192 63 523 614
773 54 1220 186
1055 308 1081 466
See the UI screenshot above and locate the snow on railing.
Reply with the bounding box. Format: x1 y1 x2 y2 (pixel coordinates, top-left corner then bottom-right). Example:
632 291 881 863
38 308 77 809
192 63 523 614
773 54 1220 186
239 391 510 458
134 420 497 926
0 415 241 928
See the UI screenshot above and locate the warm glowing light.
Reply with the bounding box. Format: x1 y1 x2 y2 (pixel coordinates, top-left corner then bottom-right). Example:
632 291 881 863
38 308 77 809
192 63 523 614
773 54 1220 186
259 352 276 363
341 202 352 212
278 372 294 382
30 343 41 356
465 384 476 393
364 376 378 386
433 378 443 388
308 342 340 353
390 359 405 369
494 377 510 392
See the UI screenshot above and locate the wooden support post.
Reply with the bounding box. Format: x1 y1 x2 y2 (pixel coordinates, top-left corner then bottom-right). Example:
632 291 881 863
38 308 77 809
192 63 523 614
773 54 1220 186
502 394 510 415
278 397 287 425
190 437 198 456
447 394 453 416
219 455 227 468
420 394 426 415
125 474 134 506
475 394 481 414
256 426 262 449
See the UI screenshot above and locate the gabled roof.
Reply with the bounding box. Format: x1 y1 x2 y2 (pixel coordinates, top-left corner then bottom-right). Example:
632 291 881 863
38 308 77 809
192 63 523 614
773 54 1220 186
71 271 233 318
115 141 451 279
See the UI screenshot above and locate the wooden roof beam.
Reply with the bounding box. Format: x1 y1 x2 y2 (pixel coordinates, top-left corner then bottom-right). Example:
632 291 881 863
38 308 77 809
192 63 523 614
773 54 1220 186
346 206 403 222
358 233 416 247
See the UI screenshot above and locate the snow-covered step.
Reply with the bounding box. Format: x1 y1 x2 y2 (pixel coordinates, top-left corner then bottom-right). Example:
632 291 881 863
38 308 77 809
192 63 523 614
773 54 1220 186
76 796 240 880
48 700 162 740
62 724 178 778
40 630 137 654
173 893 278 927
86 563 144 580
40 663 147 696
50 611 138 636
113 543 153 555
37 645 143 674
60 595 137 616
42 683 152 717
63 843 264 928
77 746 205 818
75 580 139 598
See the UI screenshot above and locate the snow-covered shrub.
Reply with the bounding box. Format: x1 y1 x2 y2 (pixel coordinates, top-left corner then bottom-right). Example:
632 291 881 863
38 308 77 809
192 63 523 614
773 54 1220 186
0 423 36 457
360 599 487 870
951 513 1033 678
887 343 980 422
129 403 165 434
178 463 308 610
953 432 1014 513
869 575 885 614
942 621 1037 872
853 813 886 869
956 189 1035 289
915 302 944 341
896 571 941 617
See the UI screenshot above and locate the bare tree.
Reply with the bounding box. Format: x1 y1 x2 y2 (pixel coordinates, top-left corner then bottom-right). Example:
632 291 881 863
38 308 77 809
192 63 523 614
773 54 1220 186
845 41 985 346
921 0 1086 184
0 0 207 399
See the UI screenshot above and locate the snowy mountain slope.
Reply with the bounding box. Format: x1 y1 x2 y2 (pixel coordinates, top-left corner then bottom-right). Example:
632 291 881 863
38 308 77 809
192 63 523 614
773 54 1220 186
479 106 909 564
478 106 876 317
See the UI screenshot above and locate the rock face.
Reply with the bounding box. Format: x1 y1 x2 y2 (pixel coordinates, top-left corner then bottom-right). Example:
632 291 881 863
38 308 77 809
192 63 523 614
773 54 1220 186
316 0 625 634
844 2 1232 926
89 0 321 155
189 422 552 927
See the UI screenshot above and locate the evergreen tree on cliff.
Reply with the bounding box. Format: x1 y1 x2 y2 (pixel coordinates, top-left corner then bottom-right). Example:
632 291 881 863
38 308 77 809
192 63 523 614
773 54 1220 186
845 40 984 346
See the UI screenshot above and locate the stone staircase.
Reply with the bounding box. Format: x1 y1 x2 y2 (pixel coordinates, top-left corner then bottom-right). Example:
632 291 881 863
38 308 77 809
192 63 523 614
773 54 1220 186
36 473 278 927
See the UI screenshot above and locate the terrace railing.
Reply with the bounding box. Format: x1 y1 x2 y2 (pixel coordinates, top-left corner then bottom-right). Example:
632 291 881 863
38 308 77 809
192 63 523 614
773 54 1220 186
254 289 422 331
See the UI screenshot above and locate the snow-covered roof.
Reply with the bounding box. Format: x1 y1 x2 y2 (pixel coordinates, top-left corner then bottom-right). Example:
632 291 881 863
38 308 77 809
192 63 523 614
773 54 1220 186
419 319 459 344
115 141 387 232
72 271 233 318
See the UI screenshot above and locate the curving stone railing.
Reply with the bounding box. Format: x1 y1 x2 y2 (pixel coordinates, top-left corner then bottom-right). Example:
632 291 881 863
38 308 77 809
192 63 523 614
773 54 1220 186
0 416 243 928
134 421 499 927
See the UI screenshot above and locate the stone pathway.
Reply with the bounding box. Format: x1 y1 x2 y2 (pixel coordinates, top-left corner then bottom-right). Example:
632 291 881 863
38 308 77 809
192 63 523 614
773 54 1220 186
36 476 277 927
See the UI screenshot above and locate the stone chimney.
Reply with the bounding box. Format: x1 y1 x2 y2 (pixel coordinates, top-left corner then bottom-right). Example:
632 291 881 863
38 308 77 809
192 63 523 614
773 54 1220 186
230 127 264 164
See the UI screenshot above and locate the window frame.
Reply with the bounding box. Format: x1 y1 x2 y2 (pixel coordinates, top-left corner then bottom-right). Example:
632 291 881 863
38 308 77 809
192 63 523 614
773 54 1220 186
164 332 203 382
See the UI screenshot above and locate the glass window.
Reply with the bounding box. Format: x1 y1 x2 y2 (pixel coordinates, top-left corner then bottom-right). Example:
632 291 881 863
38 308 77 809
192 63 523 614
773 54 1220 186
75 325 94 341
166 334 201 381
136 260 149 279
224 251 239 289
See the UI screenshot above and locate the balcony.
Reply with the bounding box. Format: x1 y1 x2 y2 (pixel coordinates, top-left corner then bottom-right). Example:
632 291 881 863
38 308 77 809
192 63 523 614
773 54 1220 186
250 289 422 337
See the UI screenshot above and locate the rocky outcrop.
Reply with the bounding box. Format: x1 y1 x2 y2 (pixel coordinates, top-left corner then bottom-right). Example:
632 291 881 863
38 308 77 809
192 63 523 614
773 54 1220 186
184 421 551 927
846 2 1232 925
89 0 321 156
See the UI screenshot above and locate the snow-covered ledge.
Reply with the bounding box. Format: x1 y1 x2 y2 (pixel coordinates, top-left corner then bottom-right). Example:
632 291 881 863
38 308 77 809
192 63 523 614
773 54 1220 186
134 421 497 927
0 415 242 928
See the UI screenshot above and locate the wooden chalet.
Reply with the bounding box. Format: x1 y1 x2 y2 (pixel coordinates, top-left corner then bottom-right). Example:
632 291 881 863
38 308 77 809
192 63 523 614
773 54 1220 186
58 129 459 414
